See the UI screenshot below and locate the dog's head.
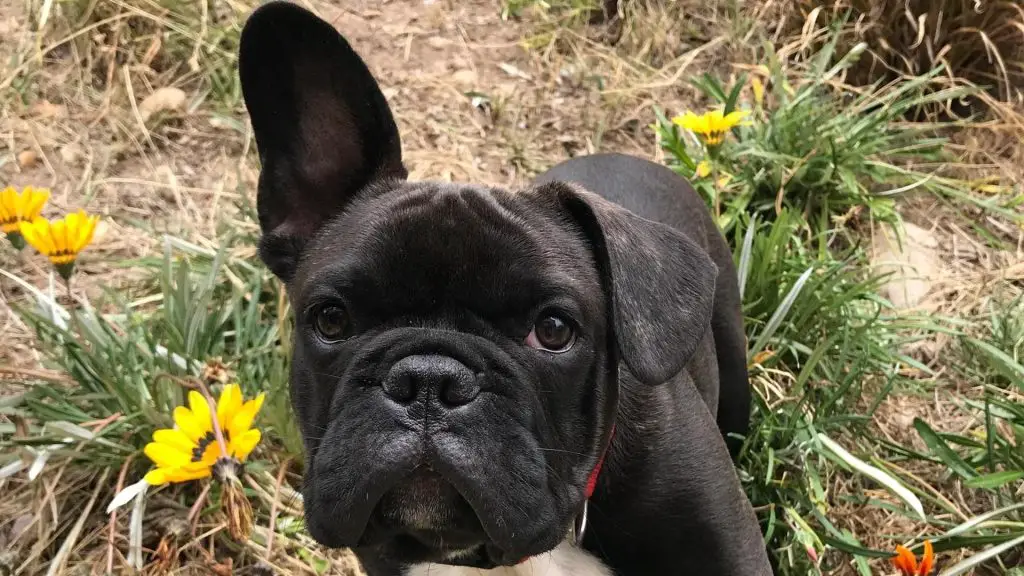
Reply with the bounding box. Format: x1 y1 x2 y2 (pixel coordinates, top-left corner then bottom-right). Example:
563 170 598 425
240 2 717 568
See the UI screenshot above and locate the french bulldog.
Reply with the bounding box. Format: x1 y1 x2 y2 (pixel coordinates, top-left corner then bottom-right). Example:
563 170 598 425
238 2 772 575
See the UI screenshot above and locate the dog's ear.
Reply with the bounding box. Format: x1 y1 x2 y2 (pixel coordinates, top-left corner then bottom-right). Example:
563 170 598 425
239 2 405 280
539 182 718 385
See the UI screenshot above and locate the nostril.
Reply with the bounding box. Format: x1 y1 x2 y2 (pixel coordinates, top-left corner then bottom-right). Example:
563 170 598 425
382 355 480 407
382 369 416 403
439 371 480 406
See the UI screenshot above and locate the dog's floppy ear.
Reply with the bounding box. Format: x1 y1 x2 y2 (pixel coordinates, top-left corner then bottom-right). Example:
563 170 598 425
540 182 718 385
239 2 405 280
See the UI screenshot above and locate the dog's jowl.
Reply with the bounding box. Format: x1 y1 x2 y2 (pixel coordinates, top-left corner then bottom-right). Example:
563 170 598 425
239 2 772 574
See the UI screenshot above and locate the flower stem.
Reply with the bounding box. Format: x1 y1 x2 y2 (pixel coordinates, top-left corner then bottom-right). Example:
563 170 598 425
196 380 230 460
711 162 721 219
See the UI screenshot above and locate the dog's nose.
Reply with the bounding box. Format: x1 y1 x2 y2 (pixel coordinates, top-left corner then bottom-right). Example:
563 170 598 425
382 355 480 406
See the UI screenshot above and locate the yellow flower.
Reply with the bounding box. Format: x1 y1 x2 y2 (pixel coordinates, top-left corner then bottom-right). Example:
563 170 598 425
143 384 264 486
695 160 712 178
751 77 765 108
19 210 99 280
0 186 49 249
672 109 751 147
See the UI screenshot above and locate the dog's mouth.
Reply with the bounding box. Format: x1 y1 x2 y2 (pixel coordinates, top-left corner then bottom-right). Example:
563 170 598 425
302 409 573 565
356 468 505 565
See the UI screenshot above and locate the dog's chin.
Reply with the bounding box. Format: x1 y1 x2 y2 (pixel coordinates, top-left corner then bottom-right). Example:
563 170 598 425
357 469 506 567
307 468 560 568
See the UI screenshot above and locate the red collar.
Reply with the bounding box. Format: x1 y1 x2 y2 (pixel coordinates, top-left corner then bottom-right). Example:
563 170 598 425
584 423 615 500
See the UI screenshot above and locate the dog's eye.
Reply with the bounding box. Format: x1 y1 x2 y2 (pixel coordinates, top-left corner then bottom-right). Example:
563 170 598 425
526 313 576 353
313 305 350 342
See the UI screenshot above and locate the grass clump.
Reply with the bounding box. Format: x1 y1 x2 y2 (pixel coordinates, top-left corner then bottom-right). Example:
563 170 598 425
730 210 927 574
654 25 1020 240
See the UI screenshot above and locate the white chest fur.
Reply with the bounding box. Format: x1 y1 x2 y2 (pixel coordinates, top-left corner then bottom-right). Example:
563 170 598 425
405 541 613 576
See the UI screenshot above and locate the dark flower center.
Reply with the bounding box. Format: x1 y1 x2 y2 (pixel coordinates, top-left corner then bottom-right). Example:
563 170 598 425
191 429 230 462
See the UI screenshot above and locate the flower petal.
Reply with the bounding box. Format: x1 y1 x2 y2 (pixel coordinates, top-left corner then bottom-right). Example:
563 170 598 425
173 406 206 442
146 464 212 485
229 392 265 440
230 428 261 461
25 189 49 218
51 218 68 254
71 212 98 253
672 111 702 132
152 428 196 453
918 541 934 575
144 442 191 468
893 545 918 575
20 218 52 255
174 466 212 482
696 160 712 178
217 384 243 432
187 391 214 436
144 468 170 486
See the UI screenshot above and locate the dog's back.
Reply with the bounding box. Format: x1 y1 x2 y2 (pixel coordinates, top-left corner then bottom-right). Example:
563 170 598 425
534 153 751 455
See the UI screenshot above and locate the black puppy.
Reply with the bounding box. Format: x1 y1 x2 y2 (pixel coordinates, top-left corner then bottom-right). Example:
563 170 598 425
239 3 772 574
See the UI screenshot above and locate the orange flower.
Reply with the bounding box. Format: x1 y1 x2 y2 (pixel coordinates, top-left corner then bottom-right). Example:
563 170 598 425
893 540 934 576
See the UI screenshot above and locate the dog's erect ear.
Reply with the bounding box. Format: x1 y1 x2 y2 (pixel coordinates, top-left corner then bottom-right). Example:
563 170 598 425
239 2 405 280
539 182 718 385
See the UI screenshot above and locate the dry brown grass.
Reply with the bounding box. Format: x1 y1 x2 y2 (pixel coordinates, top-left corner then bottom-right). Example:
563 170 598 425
776 0 1024 101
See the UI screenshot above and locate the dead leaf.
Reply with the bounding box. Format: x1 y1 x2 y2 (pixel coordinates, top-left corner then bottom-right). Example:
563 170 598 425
138 87 187 122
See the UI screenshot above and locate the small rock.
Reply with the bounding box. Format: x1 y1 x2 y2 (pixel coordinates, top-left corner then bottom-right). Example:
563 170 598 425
138 87 188 122
17 150 37 168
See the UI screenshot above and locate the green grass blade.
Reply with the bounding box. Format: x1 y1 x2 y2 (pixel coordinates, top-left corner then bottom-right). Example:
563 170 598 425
748 266 814 361
964 471 1024 490
944 502 1024 538
817 433 925 520
965 337 1024 389
937 534 1024 576
913 418 978 480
